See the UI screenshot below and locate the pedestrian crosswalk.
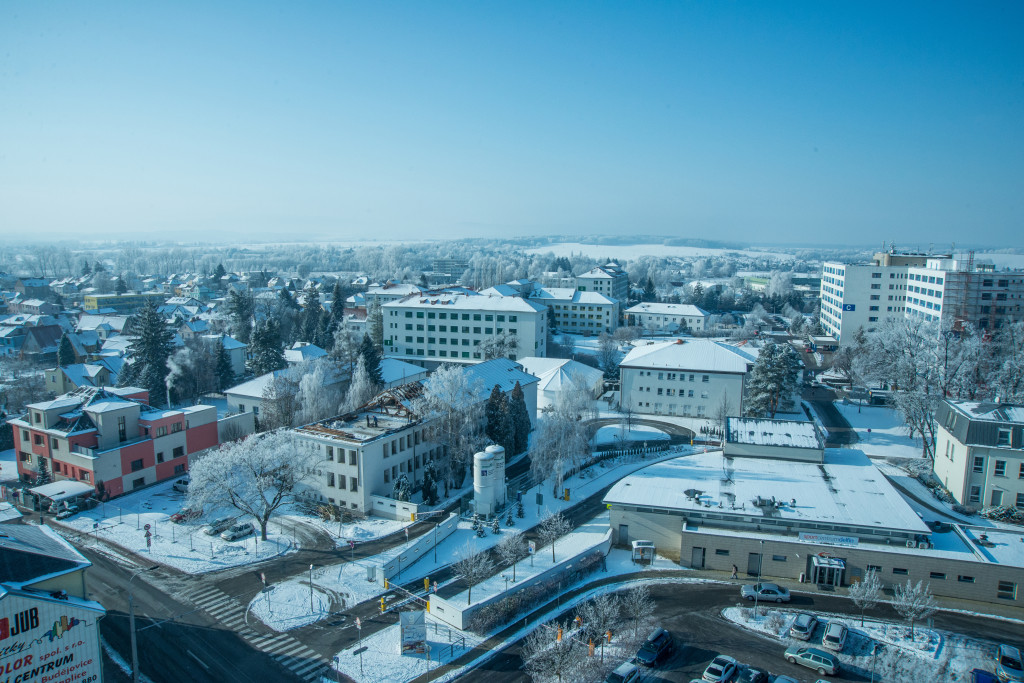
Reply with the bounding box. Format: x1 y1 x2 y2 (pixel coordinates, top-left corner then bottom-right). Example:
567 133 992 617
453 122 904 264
188 585 328 682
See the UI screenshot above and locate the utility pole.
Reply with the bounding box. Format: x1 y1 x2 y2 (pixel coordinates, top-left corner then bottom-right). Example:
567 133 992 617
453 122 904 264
129 565 159 683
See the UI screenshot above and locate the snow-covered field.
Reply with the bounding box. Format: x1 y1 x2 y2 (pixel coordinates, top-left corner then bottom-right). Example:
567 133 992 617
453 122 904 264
835 402 925 459
56 480 294 573
0 448 18 482
524 242 792 261
722 606 994 682
251 447 695 631
592 424 669 447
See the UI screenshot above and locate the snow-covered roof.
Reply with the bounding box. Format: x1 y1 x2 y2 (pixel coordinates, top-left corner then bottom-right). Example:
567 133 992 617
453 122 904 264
379 358 428 386
605 450 930 535
517 357 603 393
84 398 137 414
464 358 540 396
385 292 546 313
620 339 756 374
947 400 1024 425
27 396 82 412
225 371 284 399
727 417 823 450
28 481 95 501
625 302 708 317
529 288 617 305
284 342 328 363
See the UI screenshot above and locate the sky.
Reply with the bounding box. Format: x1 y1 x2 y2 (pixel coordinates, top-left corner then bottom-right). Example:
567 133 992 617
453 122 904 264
1 2 1021 247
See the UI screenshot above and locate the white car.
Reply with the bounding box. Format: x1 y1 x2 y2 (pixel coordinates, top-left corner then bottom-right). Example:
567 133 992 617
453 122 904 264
703 655 738 682
220 522 255 541
821 622 848 652
172 478 190 493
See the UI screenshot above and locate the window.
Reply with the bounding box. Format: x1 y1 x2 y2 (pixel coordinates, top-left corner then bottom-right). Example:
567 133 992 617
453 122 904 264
328 473 335 487
81 471 90 482
326 446 334 461
998 580 1017 600
714 549 729 556
173 446 184 458
130 458 144 472
174 463 186 474
893 568 909 575
34 434 43 445
772 555 787 562
973 456 984 473
21 430 28 442
156 451 164 463
958 575 975 583
155 426 167 437
998 429 1011 447
995 460 1007 477
350 477 358 492
239 403 246 413
132 477 146 489
969 486 981 503
866 564 882 573
702 375 709 383
171 422 182 433
992 490 1003 506
118 416 127 442
930 572 946 580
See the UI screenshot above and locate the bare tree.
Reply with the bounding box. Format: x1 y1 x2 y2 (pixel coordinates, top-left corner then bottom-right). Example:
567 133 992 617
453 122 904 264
575 593 620 662
849 569 883 626
891 580 938 638
521 621 583 683
538 512 572 564
530 374 597 495
494 529 527 582
596 333 618 379
620 583 655 638
412 364 486 492
452 542 494 606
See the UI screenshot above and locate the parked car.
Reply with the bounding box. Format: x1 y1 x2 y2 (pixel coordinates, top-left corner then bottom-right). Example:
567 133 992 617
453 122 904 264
635 627 674 666
774 678 799 683
172 477 190 493
203 516 236 536
784 646 839 676
789 613 818 640
702 655 738 682
605 662 640 683
735 667 769 683
55 505 80 520
220 522 255 541
996 644 1024 682
170 507 201 523
821 622 848 652
973 668 1000 683
740 583 790 603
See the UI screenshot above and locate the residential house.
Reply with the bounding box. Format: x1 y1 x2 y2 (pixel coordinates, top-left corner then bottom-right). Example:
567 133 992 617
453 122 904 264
625 302 709 333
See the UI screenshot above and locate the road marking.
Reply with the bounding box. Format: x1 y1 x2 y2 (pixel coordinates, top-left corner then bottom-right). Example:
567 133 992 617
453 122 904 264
187 650 210 671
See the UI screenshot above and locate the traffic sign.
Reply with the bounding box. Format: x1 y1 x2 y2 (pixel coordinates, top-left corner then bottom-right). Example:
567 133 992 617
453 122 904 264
528 540 536 554
260 572 266 586
353 646 368 656
355 617 361 629
144 524 151 530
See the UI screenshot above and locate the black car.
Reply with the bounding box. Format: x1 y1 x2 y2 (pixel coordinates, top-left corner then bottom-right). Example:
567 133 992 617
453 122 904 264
635 627 673 666
736 667 770 683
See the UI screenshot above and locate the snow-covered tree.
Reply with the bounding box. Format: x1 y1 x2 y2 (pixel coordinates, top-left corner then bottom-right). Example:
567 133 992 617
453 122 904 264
260 371 300 430
479 332 519 361
745 341 800 418
121 302 174 406
620 583 655 637
367 298 384 350
300 287 323 344
331 317 362 375
57 333 75 368
421 459 439 505
358 334 384 387
849 569 883 626
295 358 342 424
214 339 235 391
508 381 532 456
891 579 938 638
575 593 620 662
494 529 527 582
452 542 494 605
412 364 486 492
342 355 377 413
538 511 572 564
391 473 411 502
485 385 514 454
227 289 254 344
597 333 618 379
530 374 597 495
522 621 583 683
186 430 316 540
248 319 286 377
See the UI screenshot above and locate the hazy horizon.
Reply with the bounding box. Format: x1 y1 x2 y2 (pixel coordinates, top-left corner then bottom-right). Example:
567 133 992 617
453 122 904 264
2 2 1021 246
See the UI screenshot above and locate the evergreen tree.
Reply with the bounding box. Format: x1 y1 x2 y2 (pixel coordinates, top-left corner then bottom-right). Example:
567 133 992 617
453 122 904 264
745 341 801 418
642 277 657 302
248 319 286 376
57 333 76 368
301 287 323 343
213 263 227 281
485 385 514 453
215 339 235 391
228 289 255 344
115 276 128 294
81 260 92 276
36 458 51 485
508 381 532 455
359 334 384 387
278 287 299 311
422 459 438 505
124 302 174 406
367 298 384 350
93 260 105 273
392 474 411 502
314 315 335 351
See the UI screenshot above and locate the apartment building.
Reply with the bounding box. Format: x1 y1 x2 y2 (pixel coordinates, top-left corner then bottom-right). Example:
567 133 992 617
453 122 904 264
576 263 629 318
527 287 618 335
82 292 166 314
819 251 935 345
9 386 226 498
905 257 1024 331
933 399 1024 508
619 339 756 418
383 292 546 368
624 302 708 333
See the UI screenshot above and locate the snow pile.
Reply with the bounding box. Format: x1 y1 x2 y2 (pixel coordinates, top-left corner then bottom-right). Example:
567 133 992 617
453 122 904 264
592 424 669 447
56 479 293 573
722 607 993 682
248 580 332 631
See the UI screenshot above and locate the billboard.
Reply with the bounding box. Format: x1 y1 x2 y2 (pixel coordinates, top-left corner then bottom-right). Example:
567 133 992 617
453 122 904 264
399 610 427 654
0 593 104 683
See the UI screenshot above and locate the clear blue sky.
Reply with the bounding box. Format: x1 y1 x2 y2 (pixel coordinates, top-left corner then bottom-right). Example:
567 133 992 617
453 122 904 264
1 2 1021 246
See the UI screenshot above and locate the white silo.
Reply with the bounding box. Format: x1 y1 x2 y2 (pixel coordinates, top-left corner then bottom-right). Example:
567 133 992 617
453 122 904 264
485 444 506 508
473 449 496 517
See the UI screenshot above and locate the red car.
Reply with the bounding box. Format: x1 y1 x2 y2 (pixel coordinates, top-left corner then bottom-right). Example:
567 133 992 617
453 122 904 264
170 508 201 523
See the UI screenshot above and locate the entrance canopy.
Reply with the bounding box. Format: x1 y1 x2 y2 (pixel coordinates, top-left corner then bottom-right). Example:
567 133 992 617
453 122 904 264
29 481 94 502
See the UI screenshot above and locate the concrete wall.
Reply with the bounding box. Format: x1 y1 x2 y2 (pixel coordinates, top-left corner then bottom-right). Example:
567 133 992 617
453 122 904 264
724 441 824 463
370 494 420 521
374 513 459 580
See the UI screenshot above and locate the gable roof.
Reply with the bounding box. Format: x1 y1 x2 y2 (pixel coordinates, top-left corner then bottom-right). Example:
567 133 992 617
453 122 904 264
0 525 90 587
620 339 756 374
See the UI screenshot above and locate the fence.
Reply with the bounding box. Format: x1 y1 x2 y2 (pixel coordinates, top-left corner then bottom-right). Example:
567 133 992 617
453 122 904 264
374 512 459 582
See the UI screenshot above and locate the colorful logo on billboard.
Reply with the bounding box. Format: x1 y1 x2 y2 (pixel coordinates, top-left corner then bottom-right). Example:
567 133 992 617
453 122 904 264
44 615 82 642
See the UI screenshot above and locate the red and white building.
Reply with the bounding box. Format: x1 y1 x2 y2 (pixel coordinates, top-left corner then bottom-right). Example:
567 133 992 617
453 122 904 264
9 386 225 498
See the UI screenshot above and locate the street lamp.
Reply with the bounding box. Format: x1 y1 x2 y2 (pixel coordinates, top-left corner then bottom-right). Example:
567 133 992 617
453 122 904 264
502 575 510 611
871 643 882 682
128 564 159 683
752 539 765 617
309 564 315 613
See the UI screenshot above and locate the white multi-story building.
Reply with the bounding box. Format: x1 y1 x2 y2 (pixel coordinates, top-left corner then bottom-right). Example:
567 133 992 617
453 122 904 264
576 263 629 318
619 339 756 418
819 251 934 345
383 292 546 368
906 258 1024 332
292 359 538 515
624 302 708 333
527 288 618 335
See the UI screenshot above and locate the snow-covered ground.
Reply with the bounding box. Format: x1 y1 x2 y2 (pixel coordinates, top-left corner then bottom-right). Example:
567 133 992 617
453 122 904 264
249 579 333 631
282 512 412 548
0 448 18 482
56 480 294 573
252 447 695 631
835 402 925 459
523 242 793 261
592 424 669 447
722 606 994 682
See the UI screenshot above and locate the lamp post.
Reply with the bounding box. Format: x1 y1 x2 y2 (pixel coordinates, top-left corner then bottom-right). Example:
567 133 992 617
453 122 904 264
502 575 510 611
128 564 159 683
309 564 315 614
871 643 882 682
752 539 764 618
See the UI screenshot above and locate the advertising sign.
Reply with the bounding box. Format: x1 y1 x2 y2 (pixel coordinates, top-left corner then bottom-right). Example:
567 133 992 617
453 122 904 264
798 532 859 547
0 594 104 683
399 610 427 654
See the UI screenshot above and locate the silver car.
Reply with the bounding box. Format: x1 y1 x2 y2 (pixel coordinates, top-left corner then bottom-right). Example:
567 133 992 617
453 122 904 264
741 582 791 603
220 522 255 541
